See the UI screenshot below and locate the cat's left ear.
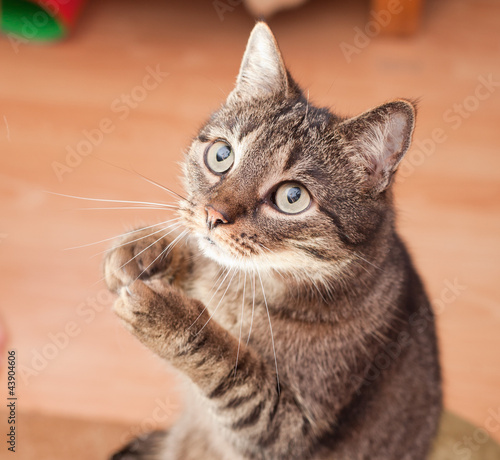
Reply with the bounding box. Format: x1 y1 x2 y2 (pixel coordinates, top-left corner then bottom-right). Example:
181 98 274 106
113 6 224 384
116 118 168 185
227 22 294 103
339 100 416 194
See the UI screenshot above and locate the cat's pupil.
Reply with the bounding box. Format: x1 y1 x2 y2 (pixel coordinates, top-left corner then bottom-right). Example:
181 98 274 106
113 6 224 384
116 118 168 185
216 146 231 162
287 187 301 204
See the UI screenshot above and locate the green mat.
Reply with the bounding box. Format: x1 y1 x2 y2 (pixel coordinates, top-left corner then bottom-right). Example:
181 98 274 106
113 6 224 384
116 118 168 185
430 411 500 459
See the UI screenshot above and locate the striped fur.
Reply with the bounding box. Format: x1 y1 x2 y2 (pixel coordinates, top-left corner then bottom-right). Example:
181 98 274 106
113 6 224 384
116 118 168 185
104 23 441 460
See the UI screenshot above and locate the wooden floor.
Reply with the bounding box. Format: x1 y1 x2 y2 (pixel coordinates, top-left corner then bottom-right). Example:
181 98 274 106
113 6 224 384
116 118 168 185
1 0 499 452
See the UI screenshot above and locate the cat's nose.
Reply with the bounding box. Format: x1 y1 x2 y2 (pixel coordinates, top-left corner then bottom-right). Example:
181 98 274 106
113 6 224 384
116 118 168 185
205 205 229 230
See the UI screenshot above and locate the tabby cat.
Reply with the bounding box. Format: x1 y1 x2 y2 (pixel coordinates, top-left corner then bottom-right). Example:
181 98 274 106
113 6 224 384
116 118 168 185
104 22 442 460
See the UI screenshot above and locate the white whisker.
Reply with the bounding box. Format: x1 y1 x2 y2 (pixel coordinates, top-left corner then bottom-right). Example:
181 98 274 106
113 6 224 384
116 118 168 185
206 266 229 299
93 224 181 287
234 270 247 376
129 168 190 203
258 242 272 253
64 218 180 250
195 264 239 335
73 206 177 211
188 266 232 329
246 270 256 346
353 253 382 272
88 156 191 204
91 220 182 258
47 191 177 209
134 229 188 282
257 269 280 392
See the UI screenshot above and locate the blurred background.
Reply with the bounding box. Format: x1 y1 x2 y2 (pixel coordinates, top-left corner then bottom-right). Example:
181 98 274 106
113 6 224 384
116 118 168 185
0 0 499 458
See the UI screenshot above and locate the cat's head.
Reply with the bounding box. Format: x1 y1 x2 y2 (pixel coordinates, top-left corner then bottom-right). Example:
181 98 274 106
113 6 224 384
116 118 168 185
179 23 415 282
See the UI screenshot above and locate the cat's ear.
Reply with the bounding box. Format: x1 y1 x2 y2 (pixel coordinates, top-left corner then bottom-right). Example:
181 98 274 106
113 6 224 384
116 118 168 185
227 22 291 102
339 100 416 194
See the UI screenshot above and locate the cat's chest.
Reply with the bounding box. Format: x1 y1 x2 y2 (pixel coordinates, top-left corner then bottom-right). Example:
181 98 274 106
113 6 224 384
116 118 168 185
189 270 252 335
187 259 278 338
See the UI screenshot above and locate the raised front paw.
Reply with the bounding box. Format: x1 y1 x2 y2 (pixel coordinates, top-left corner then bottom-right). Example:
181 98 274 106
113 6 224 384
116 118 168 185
113 279 189 353
103 227 185 294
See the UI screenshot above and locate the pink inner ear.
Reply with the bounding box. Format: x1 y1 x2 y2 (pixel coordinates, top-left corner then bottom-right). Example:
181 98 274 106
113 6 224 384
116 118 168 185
382 113 408 164
354 107 413 193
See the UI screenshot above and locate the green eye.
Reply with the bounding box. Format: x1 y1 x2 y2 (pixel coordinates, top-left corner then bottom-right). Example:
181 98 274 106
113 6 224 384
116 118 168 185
274 182 311 214
205 141 234 174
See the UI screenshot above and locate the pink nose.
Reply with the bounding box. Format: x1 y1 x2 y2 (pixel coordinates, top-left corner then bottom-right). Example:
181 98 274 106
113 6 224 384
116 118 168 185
205 205 229 230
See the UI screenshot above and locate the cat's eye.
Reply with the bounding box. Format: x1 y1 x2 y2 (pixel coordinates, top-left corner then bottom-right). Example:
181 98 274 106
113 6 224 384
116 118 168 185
273 182 311 214
204 141 234 175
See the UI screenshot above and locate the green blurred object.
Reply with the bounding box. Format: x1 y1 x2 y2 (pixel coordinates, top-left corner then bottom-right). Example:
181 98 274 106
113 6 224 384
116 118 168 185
0 0 65 41
429 411 500 459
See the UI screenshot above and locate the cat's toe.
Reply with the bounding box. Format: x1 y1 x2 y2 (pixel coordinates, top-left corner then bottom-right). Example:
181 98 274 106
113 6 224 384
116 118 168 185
103 246 141 293
113 281 149 326
112 280 168 338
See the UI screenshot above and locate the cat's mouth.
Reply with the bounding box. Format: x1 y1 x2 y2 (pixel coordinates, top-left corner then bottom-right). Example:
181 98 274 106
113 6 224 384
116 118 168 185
198 232 243 268
197 225 265 270
200 231 237 255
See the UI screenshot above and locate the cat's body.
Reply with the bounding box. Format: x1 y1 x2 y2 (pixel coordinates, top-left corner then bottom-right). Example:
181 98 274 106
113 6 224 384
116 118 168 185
104 23 441 460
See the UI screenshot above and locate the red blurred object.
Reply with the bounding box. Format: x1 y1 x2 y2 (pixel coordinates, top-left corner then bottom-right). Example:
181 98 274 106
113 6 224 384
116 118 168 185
41 0 87 30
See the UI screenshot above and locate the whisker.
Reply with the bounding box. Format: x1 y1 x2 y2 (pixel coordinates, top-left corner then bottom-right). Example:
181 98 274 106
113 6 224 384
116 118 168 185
349 257 373 276
310 277 328 303
353 253 382 272
122 224 182 271
257 269 280 392
205 265 228 300
188 265 232 329
256 243 286 282
90 220 182 258
195 264 239 336
305 90 310 119
92 224 181 287
129 167 191 204
160 229 189 262
246 270 256 346
134 229 188 282
257 242 272 253
73 206 178 211
88 155 190 204
64 218 180 250
234 270 247 377
47 191 176 209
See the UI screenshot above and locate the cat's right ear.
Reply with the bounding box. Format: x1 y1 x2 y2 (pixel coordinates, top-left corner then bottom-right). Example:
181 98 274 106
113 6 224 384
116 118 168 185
227 22 291 103
338 100 416 194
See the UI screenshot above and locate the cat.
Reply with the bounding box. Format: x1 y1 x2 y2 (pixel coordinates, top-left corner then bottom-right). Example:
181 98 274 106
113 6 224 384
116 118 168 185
104 22 442 460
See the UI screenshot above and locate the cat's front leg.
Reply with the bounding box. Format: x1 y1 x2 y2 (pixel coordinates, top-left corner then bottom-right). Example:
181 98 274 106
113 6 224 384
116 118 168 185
111 278 208 355
113 280 316 460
